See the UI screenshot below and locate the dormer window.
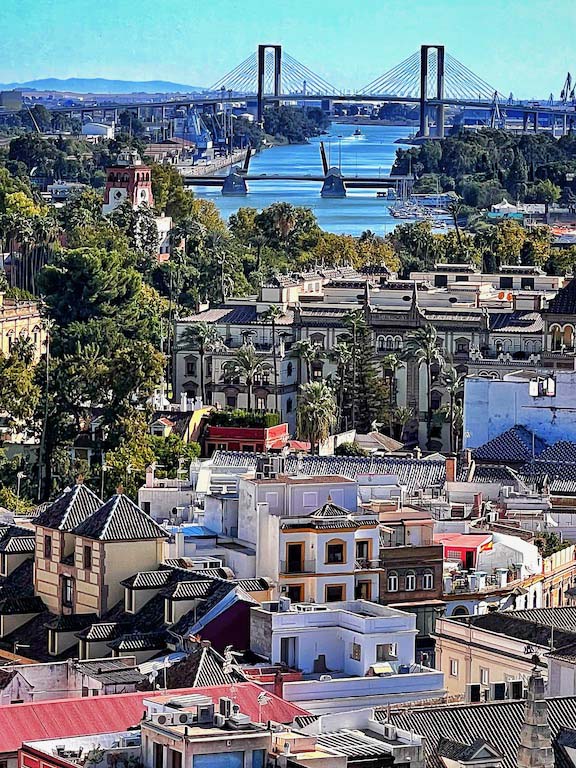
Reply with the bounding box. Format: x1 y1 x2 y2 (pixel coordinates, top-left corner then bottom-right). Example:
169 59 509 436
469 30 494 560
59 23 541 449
44 535 52 560
125 589 135 613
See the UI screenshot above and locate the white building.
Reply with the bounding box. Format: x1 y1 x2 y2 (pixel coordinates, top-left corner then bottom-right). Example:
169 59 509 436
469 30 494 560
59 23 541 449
250 599 445 714
81 121 115 141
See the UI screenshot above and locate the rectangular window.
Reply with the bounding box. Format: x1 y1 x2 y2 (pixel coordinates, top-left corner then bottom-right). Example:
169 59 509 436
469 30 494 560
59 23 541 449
521 277 534 290
434 274 448 287
355 581 371 600
226 395 237 408
0 553 6 576
500 276 513 290
455 275 469 282
83 545 92 570
480 667 489 686
302 491 318 509
126 589 135 613
142 501 151 514
326 543 344 564
186 360 197 376
356 541 369 561
350 642 362 661
170 750 182 768
153 743 163 768
377 643 398 661
286 585 303 602
450 659 459 677
62 576 74 608
45 535 52 560
166 599 174 624
326 585 344 602
48 631 56 656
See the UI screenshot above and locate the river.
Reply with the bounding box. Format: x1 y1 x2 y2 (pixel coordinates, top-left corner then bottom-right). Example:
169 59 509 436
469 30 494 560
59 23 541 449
192 123 416 235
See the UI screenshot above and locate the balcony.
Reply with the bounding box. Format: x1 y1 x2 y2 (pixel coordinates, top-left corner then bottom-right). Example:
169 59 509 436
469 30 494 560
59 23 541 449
355 558 383 570
280 559 317 575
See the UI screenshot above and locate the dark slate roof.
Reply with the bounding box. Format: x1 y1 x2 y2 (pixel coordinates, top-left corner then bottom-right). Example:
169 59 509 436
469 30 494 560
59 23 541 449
46 613 99 632
169 582 238 637
489 311 544 334
383 697 576 768
556 728 576 768
437 737 500 762
236 578 271 592
519 460 576 494
74 659 145 685
450 612 576 649
0 524 34 542
316 730 396 759
473 425 547 464
0 611 79 662
164 579 216 600
210 451 447 491
545 277 576 314
506 607 576 630
34 483 103 531
468 464 523 486
310 501 353 518
157 642 248 690
0 595 45 615
121 570 174 590
294 715 319 729
72 494 168 541
108 632 167 651
281 516 378 531
538 441 576 463
0 558 34 600
547 641 576 663
0 536 35 554
76 622 125 642
182 305 294 326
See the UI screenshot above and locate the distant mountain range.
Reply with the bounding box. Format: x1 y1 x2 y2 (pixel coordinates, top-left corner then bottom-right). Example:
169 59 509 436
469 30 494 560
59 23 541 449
0 77 206 94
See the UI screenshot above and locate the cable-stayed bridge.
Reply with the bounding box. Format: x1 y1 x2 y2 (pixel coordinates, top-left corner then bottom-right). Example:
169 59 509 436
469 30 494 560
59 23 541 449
11 43 576 139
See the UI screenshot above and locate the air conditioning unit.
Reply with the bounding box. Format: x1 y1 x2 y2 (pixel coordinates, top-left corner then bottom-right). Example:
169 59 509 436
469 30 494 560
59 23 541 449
278 596 291 612
174 712 196 726
152 712 175 726
319 675 332 682
384 725 397 740
490 681 507 701
219 697 233 718
230 712 250 726
465 683 481 703
508 679 524 700
197 705 215 724
214 713 226 728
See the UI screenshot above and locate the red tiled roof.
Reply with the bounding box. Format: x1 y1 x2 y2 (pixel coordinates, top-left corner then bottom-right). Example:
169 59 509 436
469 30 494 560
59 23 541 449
434 533 492 549
0 683 308 755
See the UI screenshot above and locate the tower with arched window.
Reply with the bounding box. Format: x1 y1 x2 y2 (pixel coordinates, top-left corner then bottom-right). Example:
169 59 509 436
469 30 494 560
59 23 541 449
103 150 154 214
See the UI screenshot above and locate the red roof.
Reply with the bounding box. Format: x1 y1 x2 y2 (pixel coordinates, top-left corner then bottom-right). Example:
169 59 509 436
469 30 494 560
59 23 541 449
1 683 308 755
434 532 492 549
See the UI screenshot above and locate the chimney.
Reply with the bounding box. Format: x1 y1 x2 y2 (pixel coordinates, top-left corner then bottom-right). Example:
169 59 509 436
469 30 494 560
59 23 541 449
413 447 422 459
472 492 483 515
180 392 188 412
274 669 284 699
445 456 456 483
464 448 473 467
517 666 554 768
145 464 155 488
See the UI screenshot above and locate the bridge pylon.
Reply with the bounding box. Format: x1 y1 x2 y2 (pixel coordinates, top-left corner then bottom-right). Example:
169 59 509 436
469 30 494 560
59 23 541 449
419 44 445 138
257 44 282 123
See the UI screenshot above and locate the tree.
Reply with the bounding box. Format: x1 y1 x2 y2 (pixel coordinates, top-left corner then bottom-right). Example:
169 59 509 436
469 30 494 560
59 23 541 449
381 353 404 436
222 344 271 412
507 150 528 201
296 381 337 455
532 179 561 215
392 406 414 443
328 341 352 432
262 304 284 416
178 322 223 404
447 199 465 256
150 163 195 222
403 325 445 449
334 441 368 457
441 364 465 453
292 339 322 383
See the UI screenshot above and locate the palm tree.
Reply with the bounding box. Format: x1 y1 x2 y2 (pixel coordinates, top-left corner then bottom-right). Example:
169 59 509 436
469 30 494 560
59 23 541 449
441 364 466 453
393 405 414 443
178 322 223 404
263 304 284 417
250 233 268 273
328 341 352 431
205 230 231 302
381 352 404 435
296 381 337 455
271 202 298 241
403 324 445 449
447 199 464 256
222 343 271 412
292 338 321 383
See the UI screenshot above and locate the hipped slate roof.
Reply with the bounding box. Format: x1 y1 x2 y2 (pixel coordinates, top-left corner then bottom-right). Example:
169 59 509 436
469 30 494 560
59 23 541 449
150 641 249 690
473 425 547 464
72 494 168 541
384 697 576 768
34 484 103 531
211 451 446 491
545 277 576 314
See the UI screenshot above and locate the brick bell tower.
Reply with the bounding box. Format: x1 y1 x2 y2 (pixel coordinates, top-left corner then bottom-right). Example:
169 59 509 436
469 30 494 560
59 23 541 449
103 150 154 214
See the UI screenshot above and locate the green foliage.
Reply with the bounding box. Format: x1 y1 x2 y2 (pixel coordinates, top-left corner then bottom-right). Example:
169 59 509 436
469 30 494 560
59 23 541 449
296 381 337 454
534 531 570 558
0 486 34 515
263 106 329 144
150 163 194 222
209 409 281 428
334 441 369 457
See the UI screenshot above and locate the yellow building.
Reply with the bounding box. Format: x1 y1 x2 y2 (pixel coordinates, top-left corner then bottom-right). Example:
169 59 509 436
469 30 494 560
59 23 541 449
0 294 46 361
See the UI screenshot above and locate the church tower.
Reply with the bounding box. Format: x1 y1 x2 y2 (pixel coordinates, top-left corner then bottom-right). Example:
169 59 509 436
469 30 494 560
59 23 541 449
517 664 554 768
103 150 154 214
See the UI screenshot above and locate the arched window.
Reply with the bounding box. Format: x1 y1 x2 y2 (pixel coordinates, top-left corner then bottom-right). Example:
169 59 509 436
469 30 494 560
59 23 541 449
405 571 416 591
287 362 293 377
394 336 403 350
377 336 385 352
386 336 394 350
387 571 398 592
310 333 325 349
122 173 129 182
550 324 562 351
423 571 434 590
430 390 442 411
326 539 345 564
563 324 575 350
286 398 293 413
452 605 469 617
311 360 324 380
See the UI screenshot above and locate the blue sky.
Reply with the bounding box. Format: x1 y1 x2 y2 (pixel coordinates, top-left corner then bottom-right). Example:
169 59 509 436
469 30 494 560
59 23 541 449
0 0 574 97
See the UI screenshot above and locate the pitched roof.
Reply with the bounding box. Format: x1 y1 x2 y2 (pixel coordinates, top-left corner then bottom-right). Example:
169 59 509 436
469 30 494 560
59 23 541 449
210 451 447 491
473 425 547 464
519 460 576 494
466 464 523 486
107 632 167 651
33 484 103 531
506 607 576 630
0 536 35 555
0 595 45 616
449 611 576 649
310 501 352 518
384 697 576 768
0 687 223 755
545 277 576 314
157 642 249 689
538 441 576 463
489 311 544 334
72 494 168 541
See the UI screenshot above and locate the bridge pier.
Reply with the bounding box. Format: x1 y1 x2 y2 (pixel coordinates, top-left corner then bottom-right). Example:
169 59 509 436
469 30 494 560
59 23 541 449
419 44 445 138
257 44 282 124
222 170 248 196
321 167 346 198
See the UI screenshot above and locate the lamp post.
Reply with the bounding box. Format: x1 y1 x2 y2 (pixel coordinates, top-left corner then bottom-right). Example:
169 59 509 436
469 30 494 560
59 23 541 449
16 471 26 499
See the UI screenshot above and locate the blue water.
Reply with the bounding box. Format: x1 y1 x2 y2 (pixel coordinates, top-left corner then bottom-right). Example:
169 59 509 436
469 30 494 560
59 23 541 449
193 124 416 235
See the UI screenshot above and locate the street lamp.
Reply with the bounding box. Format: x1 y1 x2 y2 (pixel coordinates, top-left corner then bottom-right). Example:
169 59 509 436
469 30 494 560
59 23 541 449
100 463 108 500
16 471 26 499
